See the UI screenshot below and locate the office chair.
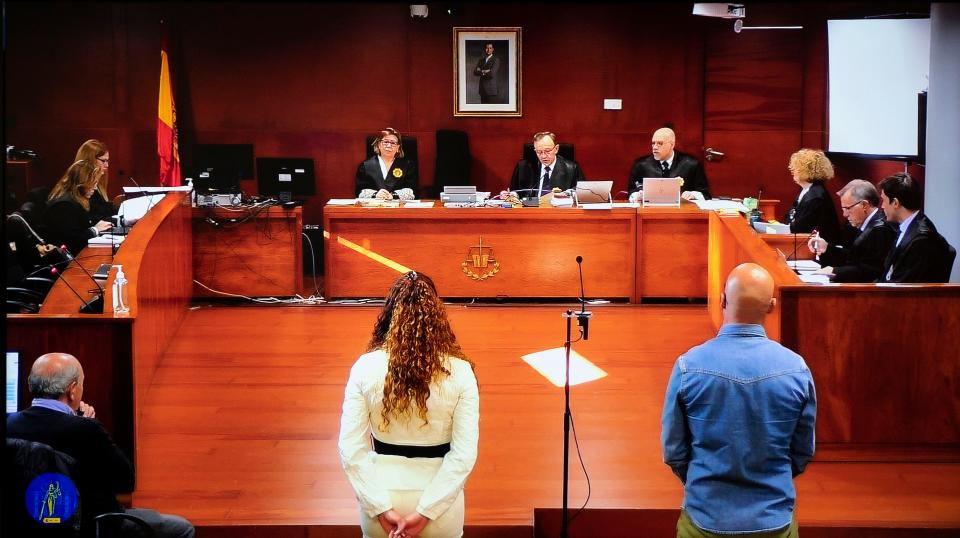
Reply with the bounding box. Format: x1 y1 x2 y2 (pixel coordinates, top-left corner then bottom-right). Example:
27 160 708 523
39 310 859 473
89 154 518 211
433 129 471 198
522 142 575 163
5 438 153 537
939 243 957 282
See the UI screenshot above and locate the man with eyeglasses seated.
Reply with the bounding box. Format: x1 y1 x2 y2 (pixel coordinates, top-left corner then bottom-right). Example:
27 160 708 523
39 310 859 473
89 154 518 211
356 127 418 201
805 179 897 282
506 131 584 198
628 127 711 203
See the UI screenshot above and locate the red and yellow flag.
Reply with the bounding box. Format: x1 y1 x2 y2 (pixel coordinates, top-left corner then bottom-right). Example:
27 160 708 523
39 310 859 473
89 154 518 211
157 41 181 187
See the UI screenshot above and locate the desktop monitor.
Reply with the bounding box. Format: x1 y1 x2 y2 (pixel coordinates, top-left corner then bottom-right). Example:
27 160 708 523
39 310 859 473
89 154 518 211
256 157 316 201
7 351 20 413
191 143 254 194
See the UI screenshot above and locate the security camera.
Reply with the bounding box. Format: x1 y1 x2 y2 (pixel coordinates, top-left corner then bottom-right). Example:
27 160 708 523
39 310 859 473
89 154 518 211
410 4 428 18
692 3 745 19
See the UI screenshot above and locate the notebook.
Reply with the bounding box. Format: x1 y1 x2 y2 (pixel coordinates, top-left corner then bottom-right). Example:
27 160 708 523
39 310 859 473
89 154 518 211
574 181 613 205
642 177 681 207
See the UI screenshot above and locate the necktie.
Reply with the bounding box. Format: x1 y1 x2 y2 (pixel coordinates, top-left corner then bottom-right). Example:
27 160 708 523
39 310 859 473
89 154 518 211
540 166 551 194
661 160 670 177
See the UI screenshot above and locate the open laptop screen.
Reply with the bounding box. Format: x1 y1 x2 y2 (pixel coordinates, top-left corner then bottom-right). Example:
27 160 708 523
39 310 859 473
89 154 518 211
575 181 613 204
642 177 681 207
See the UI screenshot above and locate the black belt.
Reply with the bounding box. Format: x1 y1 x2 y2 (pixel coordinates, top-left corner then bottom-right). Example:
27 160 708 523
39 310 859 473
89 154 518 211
373 438 450 458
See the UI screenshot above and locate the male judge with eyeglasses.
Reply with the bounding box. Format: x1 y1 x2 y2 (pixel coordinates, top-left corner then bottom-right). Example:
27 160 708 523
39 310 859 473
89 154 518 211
508 131 584 197
628 127 711 202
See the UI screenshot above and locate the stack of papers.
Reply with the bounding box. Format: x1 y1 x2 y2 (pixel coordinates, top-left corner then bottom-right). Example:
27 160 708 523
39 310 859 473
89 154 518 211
327 199 357 206
752 221 792 234
88 234 126 246
691 199 749 213
798 273 830 284
787 260 821 271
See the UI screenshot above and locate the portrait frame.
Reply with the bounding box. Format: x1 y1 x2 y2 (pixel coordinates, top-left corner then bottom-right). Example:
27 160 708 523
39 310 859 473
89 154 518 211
453 27 522 117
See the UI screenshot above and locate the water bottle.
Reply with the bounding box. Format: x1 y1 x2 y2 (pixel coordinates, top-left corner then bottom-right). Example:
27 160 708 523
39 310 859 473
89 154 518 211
112 265 129 314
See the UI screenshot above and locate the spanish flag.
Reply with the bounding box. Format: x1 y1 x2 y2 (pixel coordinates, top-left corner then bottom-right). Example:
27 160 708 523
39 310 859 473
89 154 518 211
157 32 181 187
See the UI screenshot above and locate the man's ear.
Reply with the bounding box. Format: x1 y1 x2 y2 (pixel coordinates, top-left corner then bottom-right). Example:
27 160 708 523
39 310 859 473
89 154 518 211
767 297 777 314
720 293 727 311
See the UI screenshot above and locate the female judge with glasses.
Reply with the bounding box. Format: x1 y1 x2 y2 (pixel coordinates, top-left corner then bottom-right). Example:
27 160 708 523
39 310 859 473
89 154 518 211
338 271 479 538
74 139 116 224
356 127 419 200
43 160 113 255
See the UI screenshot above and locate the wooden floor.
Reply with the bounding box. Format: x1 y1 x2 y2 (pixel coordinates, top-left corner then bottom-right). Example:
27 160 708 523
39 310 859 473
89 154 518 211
133 303 960 533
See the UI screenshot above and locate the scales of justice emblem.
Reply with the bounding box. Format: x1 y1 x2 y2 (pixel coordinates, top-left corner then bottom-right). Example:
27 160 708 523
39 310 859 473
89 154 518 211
461 235 500 280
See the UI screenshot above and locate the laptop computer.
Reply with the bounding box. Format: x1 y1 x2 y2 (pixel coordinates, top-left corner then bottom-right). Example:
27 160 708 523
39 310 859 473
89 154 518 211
642 177 681 207
574 181 613 206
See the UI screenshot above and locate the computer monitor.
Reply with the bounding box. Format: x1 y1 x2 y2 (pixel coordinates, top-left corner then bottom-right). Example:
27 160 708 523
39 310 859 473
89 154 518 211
256 157 316 201
191 143 254 194
7 351 20 414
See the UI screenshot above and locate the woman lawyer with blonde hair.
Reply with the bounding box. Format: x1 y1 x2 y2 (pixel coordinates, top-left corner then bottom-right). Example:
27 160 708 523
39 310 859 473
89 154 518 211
74 139 116 223
43 160 113 254
339 271 479 538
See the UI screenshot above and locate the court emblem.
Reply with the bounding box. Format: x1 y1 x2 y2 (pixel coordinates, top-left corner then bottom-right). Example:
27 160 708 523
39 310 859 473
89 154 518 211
25 473 79 525
462 236 500 280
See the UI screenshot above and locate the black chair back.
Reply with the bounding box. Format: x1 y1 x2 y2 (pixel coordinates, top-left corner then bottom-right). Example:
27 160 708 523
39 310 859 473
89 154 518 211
523 142 575 163
433 129 471 197
940 243 957 282
5 438 81 537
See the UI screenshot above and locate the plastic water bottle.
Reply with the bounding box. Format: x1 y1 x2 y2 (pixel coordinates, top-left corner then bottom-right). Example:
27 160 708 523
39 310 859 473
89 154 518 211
112 265 129 314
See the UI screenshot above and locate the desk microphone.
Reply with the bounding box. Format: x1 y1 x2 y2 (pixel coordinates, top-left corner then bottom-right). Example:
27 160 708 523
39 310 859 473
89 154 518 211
49 266 103 314
59 245 106 299
575 256 590 340
9 212 48 245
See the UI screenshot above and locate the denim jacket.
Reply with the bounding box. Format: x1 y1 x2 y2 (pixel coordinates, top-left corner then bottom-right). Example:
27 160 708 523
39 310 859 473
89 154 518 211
661 324 817 534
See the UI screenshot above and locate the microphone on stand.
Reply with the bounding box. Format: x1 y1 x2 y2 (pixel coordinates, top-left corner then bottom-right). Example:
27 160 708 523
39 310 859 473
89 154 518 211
575 256 590 341
49 266 103 314
59 245 106 305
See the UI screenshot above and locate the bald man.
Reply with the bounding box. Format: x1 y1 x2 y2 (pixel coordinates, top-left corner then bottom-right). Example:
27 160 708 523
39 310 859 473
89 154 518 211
7 353 195 538
660 264 816 538
628 127 711 202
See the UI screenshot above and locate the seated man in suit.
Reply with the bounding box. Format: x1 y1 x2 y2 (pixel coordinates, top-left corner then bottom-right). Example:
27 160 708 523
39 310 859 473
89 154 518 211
628 127 711 202
877 172 954 283
806 179 897 282
7 352 195 538
509 131 584 196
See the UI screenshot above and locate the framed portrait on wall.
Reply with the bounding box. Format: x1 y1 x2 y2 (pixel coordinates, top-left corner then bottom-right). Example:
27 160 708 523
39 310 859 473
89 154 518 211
453 27 522 117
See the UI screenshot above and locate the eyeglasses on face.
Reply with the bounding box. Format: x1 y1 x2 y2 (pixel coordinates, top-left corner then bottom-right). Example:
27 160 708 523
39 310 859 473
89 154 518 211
380 140 399 147
841 200 864 211
97 157 110 164
534 147 557 156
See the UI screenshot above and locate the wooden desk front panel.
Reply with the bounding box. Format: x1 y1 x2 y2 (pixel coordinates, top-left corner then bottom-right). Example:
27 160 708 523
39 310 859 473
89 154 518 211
324 207 636 299
192 207 303 297
638 206 708 298
779 286 960 448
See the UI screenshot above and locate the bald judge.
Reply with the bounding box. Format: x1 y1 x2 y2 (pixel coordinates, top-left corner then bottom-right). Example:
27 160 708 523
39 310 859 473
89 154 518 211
628 127 712 202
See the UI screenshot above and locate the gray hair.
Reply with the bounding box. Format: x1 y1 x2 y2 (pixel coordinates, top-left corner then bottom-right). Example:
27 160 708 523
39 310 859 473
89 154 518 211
837 179 880 207
28 358 80 399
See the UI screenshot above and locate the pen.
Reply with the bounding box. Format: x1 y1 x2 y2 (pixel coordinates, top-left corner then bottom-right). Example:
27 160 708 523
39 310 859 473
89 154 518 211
811 229 820 262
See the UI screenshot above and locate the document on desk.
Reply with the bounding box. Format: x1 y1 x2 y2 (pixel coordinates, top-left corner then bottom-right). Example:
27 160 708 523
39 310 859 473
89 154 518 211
612 202 641 208
327 199 358 206
787 260 822 272
798 273 830 284
88 234 126 246
752 221 792 234
118 194 167 225
691 199 749 213
401 201 434 208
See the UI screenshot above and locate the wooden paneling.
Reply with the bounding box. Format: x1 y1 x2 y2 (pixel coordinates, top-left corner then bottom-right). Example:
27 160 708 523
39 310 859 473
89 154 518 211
779 286 960 449
637 205 708 298
192 206 303 297
324 205 637 300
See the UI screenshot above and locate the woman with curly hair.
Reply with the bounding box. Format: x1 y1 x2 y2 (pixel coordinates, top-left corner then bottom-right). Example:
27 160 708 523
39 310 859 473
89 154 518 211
783 148 841 244
339 271 479 538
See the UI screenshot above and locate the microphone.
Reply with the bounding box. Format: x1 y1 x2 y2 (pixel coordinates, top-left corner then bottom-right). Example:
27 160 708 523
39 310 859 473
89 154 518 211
59 245 106 304
575 256 590 340
9 212 47 245
49 266 103 314
126 174 157 212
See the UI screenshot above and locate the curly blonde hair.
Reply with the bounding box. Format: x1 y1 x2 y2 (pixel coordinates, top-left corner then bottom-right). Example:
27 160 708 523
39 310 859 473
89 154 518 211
367 271 473 430
788 148 834 183
47 160 103 210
